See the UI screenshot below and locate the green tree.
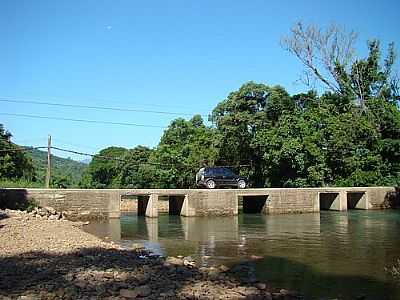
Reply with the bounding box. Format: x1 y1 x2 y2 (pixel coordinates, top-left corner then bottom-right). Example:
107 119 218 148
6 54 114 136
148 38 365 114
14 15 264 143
0 124 35 180
211 82 296 187
116 146 153 188
85 146 128 188
143 115 218 188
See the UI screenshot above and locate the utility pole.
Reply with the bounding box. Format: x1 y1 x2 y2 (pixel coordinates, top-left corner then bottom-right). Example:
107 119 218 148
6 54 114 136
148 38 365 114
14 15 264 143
45 135 51 188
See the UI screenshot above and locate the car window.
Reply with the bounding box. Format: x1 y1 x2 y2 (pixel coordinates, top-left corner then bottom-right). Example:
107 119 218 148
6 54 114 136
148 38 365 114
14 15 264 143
217 168 226 176
223 168 235 176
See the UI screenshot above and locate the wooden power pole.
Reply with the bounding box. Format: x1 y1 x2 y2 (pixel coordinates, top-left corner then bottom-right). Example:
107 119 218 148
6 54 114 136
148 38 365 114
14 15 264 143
45 135 51 188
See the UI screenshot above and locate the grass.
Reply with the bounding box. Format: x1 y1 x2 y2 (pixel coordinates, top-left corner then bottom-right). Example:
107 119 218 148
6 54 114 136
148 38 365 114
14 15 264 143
0 179 44 188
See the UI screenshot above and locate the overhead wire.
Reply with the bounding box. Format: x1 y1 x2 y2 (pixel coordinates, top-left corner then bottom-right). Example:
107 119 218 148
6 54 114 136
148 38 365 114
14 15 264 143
0 143 252 169
51 146 252 169
0 113 167 128
0 98 209 118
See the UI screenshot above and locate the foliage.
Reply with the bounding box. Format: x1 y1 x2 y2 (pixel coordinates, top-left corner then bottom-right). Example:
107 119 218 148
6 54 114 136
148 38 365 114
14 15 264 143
211 82 293 186
84 147 128 188
26 148 87 188
282 22 399 107
0 178 43 188
115 146 153 188
138 115 218 188
0 124 35 181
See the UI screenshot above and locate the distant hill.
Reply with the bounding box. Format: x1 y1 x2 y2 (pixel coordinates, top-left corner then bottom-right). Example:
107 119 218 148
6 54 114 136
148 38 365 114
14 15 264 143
26 148 88 186
80 158 92 165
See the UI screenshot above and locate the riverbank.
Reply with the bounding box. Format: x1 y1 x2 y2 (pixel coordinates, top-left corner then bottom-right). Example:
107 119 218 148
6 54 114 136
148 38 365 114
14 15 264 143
0 209 302 300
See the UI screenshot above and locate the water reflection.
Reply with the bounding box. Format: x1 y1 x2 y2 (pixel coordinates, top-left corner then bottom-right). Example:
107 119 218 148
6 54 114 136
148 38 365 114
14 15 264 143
84 211 400 300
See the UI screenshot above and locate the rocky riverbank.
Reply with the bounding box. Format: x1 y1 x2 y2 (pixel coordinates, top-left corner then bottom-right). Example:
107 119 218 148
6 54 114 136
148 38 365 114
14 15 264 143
0 209 302 300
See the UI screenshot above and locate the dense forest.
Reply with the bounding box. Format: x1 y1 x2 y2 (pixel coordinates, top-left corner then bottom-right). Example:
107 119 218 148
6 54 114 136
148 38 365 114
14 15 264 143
1 24 400 189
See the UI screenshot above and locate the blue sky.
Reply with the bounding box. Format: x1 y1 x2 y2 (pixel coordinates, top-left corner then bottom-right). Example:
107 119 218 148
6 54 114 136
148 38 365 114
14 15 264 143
1 0 399 160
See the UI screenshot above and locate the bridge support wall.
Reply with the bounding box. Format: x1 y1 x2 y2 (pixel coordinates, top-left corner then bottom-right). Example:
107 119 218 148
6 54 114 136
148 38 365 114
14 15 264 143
0 187 397 220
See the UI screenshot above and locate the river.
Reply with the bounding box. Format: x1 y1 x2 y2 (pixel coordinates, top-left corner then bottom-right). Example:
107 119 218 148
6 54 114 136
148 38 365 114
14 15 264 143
84 210 400 300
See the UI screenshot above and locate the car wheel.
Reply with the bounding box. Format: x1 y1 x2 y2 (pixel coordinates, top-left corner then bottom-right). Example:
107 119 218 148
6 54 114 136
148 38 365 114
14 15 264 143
206 179 216 189
237 180 246 189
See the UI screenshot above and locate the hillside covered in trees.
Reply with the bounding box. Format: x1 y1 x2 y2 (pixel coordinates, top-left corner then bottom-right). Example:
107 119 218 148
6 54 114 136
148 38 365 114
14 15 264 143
1 23 399 189
0 134 87 188
27 148 87 187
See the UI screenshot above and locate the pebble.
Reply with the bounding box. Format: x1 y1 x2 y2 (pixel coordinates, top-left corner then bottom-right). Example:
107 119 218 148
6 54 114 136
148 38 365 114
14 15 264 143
120 289 138 299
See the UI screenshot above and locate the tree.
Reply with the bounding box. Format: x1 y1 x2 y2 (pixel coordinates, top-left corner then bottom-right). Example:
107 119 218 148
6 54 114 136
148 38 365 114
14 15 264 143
281 22 357 93
0 124 35 180
211 82 295 187
116 146 153 188
143 115 218 188
282 22 399 108
85 146 128 188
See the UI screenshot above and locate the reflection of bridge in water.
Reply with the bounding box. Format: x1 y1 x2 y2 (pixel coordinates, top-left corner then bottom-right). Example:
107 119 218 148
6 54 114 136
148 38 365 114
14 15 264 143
81 209 400 299
94 214 324 262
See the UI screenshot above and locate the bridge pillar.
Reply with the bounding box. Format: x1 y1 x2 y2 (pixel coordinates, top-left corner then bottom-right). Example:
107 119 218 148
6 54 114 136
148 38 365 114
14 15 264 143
180 195 196 217
146 194 159 218
338 190 348 211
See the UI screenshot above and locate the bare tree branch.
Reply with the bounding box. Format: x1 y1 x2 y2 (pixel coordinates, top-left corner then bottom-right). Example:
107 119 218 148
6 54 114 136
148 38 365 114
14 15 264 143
281 22 357 93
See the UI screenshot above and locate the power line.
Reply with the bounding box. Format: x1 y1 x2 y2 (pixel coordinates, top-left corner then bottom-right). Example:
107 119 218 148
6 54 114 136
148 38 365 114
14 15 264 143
0 143 252 169
51 146 251 169
0 98 209 118
0 112 166 128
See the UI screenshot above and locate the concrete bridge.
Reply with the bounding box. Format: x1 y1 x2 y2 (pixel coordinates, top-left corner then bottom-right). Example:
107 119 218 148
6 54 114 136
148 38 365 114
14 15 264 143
1 187 398 220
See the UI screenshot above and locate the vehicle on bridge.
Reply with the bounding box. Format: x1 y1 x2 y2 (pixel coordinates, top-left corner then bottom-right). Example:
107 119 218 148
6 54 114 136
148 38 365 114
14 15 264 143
196 167 247 189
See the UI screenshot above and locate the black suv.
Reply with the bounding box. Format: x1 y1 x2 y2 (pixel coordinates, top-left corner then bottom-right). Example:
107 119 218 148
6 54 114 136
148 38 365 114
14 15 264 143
196 167 247 189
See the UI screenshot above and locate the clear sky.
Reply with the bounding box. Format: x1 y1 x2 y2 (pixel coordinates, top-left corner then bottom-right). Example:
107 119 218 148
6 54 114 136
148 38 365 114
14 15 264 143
1 0 399 160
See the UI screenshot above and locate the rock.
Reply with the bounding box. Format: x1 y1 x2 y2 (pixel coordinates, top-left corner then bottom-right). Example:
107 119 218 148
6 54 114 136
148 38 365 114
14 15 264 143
279 289 289 295
44 206 57 215
218 265 230 272
131 243 145 250
255 283 266 290
135 285 151 297
55 288 65 297
264 292 273 300
17 295 38 300
119 289 138 299
184 259 196 267
48 214 59 221
134 272 150 284
159 290 175 297
96 285 107 294
75 280 87 288
165 256 184 266
272 292 283 299
250 255 263 260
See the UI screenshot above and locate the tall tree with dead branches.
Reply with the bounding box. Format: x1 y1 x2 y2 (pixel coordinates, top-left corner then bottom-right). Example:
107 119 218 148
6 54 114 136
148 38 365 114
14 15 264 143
282 22 399 108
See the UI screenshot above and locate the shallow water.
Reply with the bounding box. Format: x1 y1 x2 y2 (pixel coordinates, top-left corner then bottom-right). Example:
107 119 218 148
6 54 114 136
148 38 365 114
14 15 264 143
84 210 400 300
